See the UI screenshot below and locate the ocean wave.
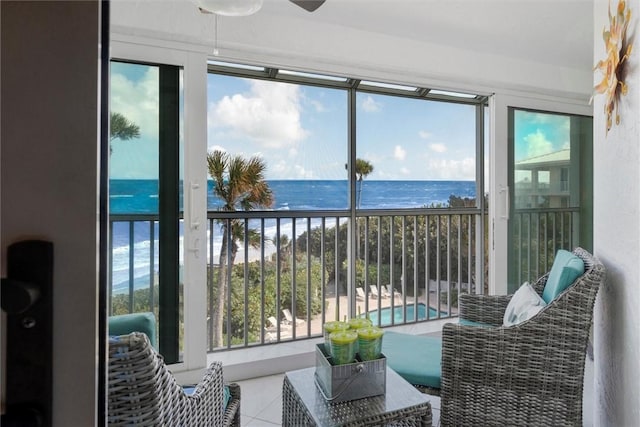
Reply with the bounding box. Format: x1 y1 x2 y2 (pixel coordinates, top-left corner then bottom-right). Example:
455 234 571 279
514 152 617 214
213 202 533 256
111 217 338 286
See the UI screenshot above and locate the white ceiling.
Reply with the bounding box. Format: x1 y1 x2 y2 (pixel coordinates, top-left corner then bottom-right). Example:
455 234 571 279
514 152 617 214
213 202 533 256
261 0 593 70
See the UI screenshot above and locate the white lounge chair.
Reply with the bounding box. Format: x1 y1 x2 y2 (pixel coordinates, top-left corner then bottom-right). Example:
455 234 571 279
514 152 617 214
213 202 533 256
356 287 367 300
382 285 402 299
370 285 388 299
266 316 290 332
264 328 292 342
282 308 305 325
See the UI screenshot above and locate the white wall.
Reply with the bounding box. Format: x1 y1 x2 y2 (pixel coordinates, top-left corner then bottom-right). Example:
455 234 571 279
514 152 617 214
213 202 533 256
592 0 640 426
111 0 592 101
1 2 100 425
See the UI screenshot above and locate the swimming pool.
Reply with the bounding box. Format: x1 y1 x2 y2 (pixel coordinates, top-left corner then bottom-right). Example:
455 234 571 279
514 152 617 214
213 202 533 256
363 303 442 326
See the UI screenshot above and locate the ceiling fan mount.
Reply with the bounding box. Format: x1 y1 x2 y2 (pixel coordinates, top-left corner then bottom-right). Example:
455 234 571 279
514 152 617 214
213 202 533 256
195 0 326 16
289 0 326 13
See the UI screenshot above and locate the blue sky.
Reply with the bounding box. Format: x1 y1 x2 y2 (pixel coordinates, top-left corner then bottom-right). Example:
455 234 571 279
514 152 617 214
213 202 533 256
110 62 161 179
514 110 570 162
207 74 478 181
110 62 570 182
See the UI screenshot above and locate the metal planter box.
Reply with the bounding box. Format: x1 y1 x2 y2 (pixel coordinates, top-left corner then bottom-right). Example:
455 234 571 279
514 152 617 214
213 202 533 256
314 344 386 403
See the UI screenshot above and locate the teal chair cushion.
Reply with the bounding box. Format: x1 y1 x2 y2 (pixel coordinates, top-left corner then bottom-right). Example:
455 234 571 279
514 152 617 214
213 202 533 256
542 249 585 303
382 331 442 389
459 318 493 328
184 385 232 409
108 312 157 349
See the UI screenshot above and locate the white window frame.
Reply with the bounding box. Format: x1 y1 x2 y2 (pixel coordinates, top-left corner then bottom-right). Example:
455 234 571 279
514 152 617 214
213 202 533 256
110 39 209 374
488 92 592 296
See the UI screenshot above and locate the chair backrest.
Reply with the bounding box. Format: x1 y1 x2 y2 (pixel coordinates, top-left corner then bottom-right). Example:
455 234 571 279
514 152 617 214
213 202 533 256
440 248 605 426
108 312 157 348
109 332 228 426
532 247 605 307
282 309 293 322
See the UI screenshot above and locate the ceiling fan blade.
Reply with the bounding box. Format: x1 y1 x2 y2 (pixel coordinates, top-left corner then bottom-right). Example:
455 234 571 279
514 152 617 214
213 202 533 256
289 0 326 12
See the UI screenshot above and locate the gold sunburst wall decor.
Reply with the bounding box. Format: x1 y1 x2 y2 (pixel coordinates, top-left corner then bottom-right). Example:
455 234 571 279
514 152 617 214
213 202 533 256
594 0 633 135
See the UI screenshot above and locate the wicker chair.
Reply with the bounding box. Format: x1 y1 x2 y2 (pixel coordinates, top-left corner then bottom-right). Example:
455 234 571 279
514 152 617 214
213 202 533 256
440 247 605 427
109 332 240 426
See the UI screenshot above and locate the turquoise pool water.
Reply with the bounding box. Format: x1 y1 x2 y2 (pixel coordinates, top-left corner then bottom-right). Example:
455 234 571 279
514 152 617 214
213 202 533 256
364 303 441 326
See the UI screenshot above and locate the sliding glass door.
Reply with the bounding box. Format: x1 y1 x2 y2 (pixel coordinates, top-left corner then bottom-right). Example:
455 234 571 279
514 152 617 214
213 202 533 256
507 108 592 291
109 60 184 363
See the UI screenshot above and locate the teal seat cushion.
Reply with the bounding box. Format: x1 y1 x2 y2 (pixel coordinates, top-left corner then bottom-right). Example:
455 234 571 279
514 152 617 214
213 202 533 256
382 331 441 389
108 312 157 349
542 249 585 303
459 318 493 328
183 385 231 409
223 385 231 409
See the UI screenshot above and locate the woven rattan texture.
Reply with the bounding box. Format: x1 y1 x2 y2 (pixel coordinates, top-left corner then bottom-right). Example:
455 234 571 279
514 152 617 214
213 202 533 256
108 332 240 426
282 367 432 426
440 247 605 427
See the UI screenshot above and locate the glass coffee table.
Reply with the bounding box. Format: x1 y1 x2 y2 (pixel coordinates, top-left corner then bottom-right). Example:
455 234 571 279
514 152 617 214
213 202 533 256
282 366 432 426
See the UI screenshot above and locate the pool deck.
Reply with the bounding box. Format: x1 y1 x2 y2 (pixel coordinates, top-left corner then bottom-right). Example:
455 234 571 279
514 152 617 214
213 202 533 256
276 292 457 340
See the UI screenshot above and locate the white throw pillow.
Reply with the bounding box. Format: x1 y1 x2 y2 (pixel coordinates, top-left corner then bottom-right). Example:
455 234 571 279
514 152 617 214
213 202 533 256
503 282 546 326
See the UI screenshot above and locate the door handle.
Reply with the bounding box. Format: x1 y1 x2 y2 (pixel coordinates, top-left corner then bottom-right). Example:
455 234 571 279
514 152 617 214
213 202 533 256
499 185 510 220
1 240 53 427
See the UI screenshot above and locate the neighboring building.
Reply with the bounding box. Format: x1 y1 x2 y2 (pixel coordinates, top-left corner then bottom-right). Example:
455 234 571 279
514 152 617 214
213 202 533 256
514 149 571 209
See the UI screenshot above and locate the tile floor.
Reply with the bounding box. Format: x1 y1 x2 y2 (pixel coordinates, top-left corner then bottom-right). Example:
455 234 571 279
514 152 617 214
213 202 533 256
236 356 594 426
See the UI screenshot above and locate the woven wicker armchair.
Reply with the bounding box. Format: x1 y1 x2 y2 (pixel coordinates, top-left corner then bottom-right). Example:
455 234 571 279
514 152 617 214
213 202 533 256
109 332 240 426
440 247 605 427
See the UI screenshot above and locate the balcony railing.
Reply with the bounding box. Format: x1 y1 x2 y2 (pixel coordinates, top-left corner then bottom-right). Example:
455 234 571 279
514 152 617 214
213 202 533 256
109 208 485 348
108 206 579 352
511 207 580 285
205 208 487 351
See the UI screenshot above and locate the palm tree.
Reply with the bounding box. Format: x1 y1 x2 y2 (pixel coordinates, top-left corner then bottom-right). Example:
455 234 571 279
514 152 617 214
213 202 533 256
110 112 140 154
207 150 274 348
355 158 374 208
270 234 291 273
355 159 374 259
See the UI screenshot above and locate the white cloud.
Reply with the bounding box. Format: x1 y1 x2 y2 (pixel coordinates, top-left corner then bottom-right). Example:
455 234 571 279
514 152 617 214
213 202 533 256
273 159 288 175
209 80 308 149
429 143 447 153
294 165 314 179
272 159 314 179
524 129 554 158
428 158 475 180
394 145 406 160
419 131 432 139
361 95 382 113
309 99 327 113
110 67 159 139
208 145 227 154
520 111 570 130
400 167 411 175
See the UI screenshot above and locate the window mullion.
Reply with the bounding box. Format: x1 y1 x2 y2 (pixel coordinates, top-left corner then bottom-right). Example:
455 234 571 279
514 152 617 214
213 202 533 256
158 64 180 364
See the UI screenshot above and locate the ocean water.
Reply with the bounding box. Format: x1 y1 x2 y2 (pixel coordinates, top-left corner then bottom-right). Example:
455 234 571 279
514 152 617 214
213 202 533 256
109 179 476 293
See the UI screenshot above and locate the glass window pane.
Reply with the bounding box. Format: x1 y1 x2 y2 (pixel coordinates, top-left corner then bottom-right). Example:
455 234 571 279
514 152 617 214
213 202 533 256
509 108 593 287
207 74 348 210
109 61 184 359
356 92 477 209
110 62 160 319
513 110 572 209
